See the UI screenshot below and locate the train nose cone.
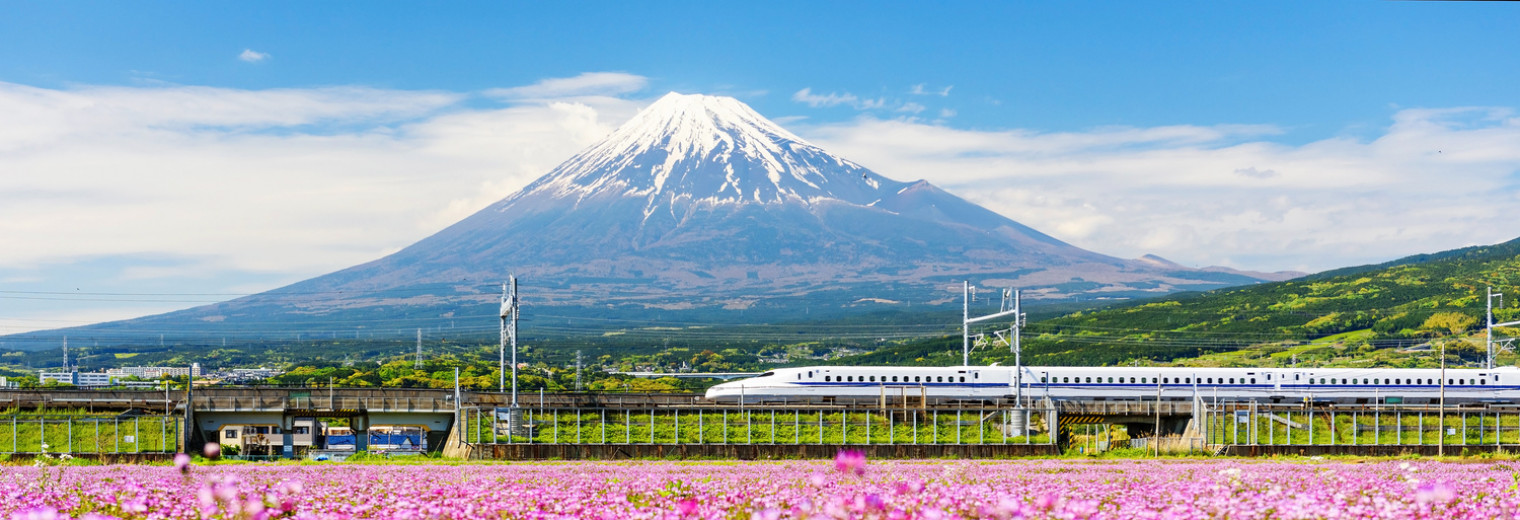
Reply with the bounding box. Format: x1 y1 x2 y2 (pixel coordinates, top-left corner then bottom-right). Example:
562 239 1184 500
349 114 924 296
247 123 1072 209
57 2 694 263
705 383 728 400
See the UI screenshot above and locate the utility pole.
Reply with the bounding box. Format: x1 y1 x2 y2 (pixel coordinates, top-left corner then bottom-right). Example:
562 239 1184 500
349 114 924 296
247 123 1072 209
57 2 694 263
501 276 519 406
962 281 970 366
61 336 69 372
1439 340 1447 457
414 328 423 369
1008 289 1025 402
1487 287 1520 370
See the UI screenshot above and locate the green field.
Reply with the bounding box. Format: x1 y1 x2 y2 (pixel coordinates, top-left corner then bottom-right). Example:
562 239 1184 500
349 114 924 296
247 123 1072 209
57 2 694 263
0 415 179 454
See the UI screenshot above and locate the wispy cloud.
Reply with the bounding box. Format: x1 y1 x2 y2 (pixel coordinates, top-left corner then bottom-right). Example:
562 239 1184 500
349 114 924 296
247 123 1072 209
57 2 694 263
238 49 269 63
791 88 858 108
485 72 647 100
792 87 929 116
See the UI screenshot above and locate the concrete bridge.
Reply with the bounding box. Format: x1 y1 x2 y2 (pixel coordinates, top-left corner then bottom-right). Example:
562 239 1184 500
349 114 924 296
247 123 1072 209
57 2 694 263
188 388 458 455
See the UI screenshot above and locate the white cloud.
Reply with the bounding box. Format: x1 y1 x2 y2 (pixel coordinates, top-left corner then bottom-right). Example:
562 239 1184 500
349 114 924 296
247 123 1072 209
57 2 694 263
485 72 647 100
798 107 1520 272
238 49 269 63
0 78 647 332
5 74 1519 332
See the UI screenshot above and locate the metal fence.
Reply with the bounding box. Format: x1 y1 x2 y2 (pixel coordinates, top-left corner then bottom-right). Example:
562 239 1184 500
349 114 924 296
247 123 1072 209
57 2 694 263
1202 402 1520 447
456 406 1056 446
0 415 179 454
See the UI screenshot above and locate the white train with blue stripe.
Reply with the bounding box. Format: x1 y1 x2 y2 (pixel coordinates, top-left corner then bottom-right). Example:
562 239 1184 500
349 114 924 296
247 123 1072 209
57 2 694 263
704 365 1520 404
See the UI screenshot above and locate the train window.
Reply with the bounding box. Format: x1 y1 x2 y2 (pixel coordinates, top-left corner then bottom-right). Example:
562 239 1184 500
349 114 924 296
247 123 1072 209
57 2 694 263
1063 377 1070 383
1374 379 1380 384
824 376 831 382
797 374 802 380
1041 377 1047 383
847 376 854 382
960 377 966 382
1229 378 1234 384
1206 378 1213 384
914 376 920 382
1163 378 1169 384
938 376 945 382
1251 378 1256 384
1461 379 1467 385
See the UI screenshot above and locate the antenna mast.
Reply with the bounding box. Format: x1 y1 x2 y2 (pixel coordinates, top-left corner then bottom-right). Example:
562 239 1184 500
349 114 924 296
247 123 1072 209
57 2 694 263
62 336 69 372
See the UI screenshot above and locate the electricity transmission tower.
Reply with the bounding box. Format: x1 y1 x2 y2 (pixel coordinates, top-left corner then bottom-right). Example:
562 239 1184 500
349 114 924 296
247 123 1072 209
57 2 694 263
500 276 519 406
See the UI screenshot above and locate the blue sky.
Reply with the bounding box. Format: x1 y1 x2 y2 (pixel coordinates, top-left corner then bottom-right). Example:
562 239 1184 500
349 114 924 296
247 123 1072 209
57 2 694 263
4 2 1515 136
1 2 1519 334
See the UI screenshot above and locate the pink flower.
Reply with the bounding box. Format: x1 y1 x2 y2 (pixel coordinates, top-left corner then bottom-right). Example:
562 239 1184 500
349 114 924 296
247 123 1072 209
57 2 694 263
173 453 192 474
833 450 867 476
1415 482 1456 504
676 498 699 517
203 443 222 459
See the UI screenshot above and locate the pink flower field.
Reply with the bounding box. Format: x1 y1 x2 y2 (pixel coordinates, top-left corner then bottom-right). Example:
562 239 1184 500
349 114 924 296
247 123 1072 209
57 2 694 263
3 456 1517 519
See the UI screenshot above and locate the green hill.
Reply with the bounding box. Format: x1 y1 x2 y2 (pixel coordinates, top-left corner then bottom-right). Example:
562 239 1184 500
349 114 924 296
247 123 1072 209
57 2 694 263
846 237 1520 369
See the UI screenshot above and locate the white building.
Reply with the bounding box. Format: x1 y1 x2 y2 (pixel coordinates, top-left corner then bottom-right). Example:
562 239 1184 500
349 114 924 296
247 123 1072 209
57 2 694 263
39 371 120 387
106 363 202 379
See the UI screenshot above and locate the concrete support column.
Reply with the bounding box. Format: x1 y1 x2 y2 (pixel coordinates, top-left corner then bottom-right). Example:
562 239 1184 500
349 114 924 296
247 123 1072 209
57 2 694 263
280 416 294 459
354 414 370 452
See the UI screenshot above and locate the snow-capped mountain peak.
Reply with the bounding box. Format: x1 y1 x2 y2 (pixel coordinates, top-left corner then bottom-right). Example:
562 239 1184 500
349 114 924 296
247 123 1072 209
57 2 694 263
514 92 894 212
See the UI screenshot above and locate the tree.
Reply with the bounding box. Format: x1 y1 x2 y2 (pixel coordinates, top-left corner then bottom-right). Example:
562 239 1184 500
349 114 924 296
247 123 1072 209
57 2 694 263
1421 312 1477 336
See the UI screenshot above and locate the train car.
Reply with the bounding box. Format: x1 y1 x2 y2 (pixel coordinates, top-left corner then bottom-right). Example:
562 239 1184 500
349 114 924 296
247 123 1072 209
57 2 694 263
704 365 1520 405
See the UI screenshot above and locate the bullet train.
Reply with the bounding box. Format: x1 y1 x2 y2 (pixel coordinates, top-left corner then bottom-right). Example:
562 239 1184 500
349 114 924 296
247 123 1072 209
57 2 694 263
703 365 1520 404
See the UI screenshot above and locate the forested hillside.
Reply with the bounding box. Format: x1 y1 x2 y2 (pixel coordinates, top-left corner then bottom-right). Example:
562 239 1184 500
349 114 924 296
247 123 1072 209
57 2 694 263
843 237 1520 369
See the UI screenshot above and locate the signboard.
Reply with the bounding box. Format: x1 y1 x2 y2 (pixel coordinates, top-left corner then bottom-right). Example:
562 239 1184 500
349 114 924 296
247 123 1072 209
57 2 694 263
123 435 135 443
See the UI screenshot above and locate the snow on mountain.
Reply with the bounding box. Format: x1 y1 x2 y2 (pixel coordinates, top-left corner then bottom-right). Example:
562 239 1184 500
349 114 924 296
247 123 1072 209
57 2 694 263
501 93 897 219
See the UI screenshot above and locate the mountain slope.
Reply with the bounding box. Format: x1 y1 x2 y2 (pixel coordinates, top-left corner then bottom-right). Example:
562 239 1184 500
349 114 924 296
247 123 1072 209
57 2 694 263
7 93 1282 348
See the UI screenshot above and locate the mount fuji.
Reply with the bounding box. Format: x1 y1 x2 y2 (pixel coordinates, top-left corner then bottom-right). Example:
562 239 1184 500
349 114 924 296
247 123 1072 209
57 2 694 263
14 93 1294 346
